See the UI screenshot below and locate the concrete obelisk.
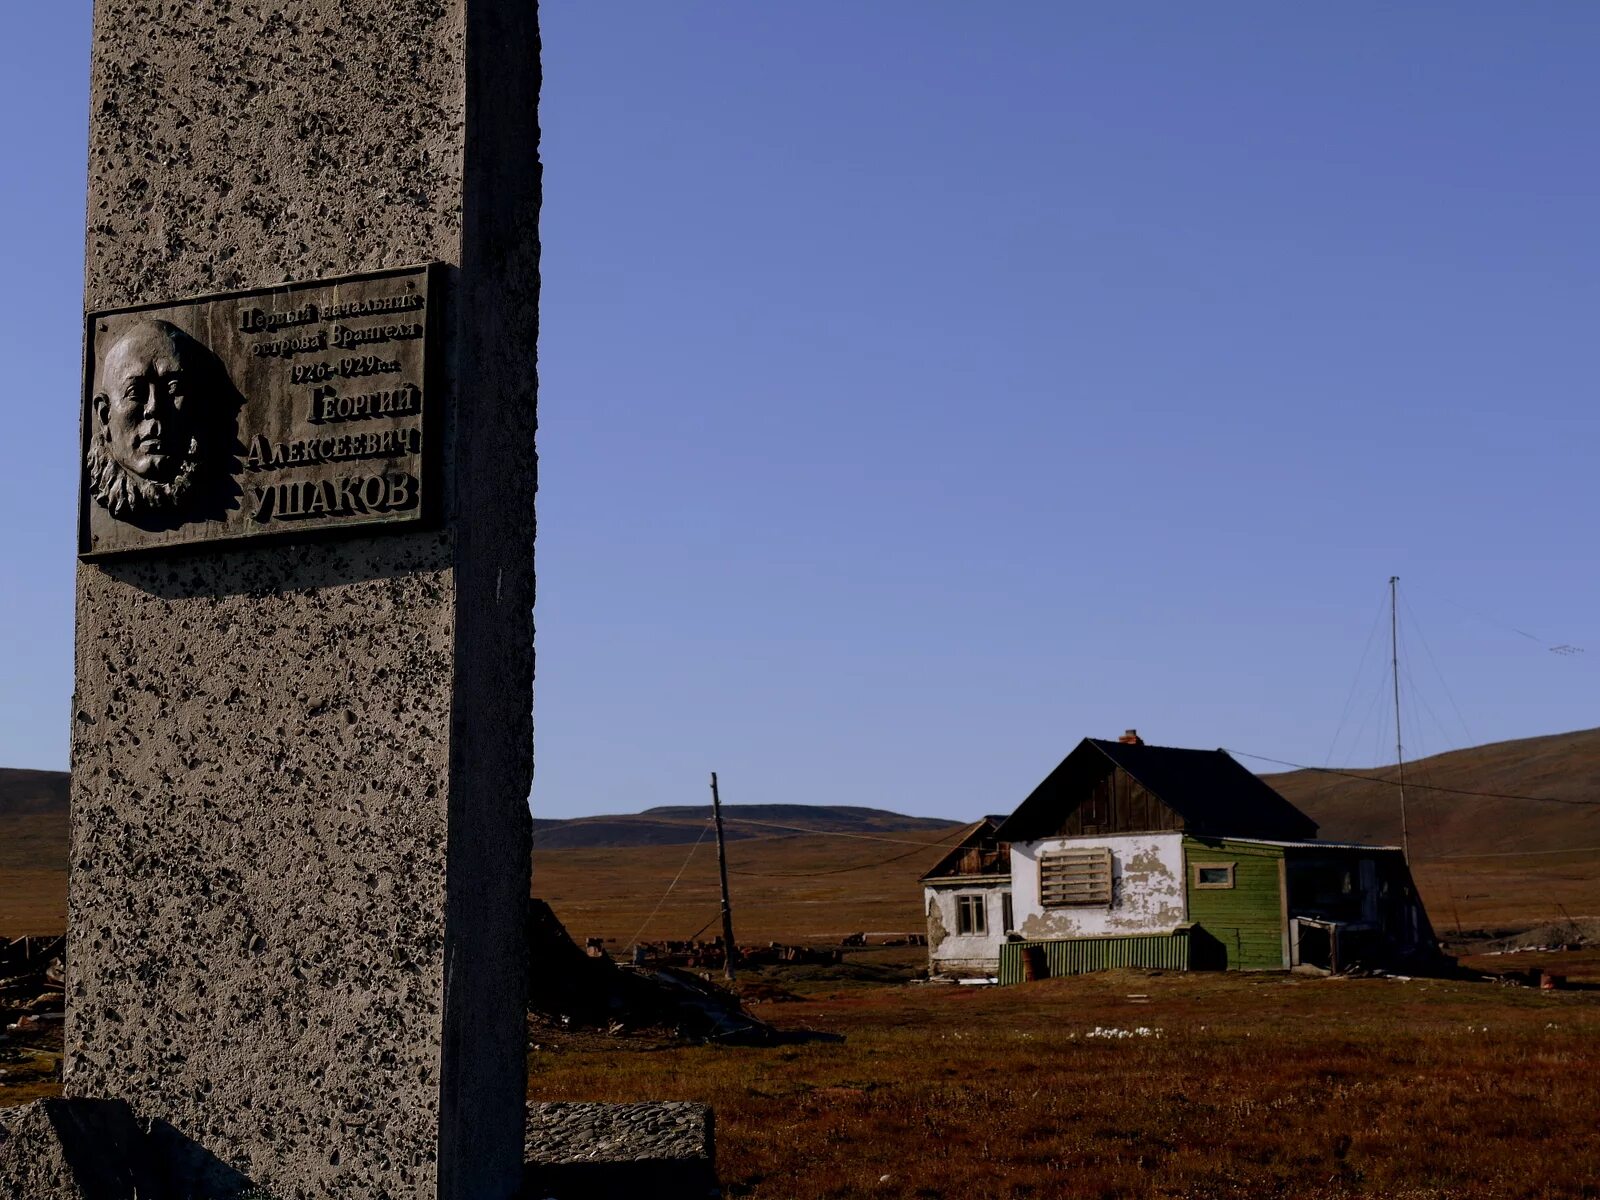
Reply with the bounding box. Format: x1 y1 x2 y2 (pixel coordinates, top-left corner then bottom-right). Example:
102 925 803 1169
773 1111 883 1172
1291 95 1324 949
62 2 539 1197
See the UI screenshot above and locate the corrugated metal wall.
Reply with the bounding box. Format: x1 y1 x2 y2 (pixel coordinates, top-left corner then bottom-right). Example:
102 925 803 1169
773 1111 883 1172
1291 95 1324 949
998 930 1191 984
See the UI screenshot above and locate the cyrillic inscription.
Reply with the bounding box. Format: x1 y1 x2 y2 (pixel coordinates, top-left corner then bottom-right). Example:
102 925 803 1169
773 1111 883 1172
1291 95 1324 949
79 264 437 557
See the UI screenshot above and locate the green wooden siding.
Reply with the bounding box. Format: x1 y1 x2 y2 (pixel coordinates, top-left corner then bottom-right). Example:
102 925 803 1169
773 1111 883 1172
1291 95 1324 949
998 931 1190 984
1183 837 1287 970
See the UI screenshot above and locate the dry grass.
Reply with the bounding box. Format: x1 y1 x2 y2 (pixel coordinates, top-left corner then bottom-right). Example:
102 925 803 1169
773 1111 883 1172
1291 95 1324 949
0 1048 60 1107
7 813 1600 1196
1269 726 1600 862
530 830 1600 953
0 869 66 939
534 828 970 947
1412 855 1600 934
8 781 1600 1196
0 1022 61 1109
8 831 1597 948
0 809 69 937
9 796 1599 945
8 964 1598 1196
529 967 1600 1199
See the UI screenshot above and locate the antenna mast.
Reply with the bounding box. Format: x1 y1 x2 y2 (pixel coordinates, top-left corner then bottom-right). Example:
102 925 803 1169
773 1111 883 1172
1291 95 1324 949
1390 576 1410 860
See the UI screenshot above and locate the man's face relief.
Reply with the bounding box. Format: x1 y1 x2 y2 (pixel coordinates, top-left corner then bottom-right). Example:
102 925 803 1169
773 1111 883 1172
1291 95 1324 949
96 323 193 481
86 318 221 522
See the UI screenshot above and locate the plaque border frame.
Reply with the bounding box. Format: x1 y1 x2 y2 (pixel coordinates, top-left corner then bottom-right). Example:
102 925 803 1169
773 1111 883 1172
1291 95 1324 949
77 262 444 560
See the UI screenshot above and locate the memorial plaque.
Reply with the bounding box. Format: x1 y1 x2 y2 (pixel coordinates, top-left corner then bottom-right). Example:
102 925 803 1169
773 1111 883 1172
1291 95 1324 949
79 263 439 558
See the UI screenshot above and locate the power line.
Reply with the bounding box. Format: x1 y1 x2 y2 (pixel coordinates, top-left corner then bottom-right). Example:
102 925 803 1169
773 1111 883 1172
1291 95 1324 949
1428 845 1600 860
623 819 713 951
1227 748 1600 808
1400 590 1475 749
534 813 965 849
530 813 708 841
1429 589 1584 656
718 816 967 848
727 822 976 880
727 834 967 879
1325 584 1392 769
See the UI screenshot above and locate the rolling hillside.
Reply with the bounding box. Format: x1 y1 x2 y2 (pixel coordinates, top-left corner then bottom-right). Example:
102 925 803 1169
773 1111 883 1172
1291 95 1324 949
0 769 71 936
7 727 1600 939
1265 726 1600 858
531 804 952 849
0 768 68 819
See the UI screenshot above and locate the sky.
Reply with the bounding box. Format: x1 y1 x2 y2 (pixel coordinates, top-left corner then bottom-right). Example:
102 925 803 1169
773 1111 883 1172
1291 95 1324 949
3 4 1598 821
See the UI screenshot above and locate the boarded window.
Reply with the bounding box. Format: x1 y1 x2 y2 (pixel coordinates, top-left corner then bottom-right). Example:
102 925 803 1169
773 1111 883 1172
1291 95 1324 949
956 894 987 935
1193 862 1235 889
1039 848 1113 907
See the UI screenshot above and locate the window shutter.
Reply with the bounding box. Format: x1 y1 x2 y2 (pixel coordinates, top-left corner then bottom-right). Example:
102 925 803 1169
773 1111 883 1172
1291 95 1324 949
1039 848 1113 907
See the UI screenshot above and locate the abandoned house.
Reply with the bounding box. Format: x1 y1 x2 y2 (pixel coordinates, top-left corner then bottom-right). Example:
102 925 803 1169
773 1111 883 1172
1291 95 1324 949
919 816 1012 976
923 731 1437 981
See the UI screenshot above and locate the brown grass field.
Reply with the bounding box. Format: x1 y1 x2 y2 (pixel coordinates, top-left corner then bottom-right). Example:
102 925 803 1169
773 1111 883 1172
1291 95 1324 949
0 769 69 938
532 829 1600 948
8 819 1598 944
522 831 1600 1196
529 966 1600 1199
7 755 1600 1196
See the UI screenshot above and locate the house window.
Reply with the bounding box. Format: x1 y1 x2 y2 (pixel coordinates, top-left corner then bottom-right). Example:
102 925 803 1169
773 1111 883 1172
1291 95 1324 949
1039 848 1113 907
956 894 987 936
1193 862 1236 889
1001 891 1014 934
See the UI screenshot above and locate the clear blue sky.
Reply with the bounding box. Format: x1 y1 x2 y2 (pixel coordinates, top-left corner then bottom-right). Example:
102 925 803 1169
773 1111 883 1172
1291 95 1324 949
4 4 1597 820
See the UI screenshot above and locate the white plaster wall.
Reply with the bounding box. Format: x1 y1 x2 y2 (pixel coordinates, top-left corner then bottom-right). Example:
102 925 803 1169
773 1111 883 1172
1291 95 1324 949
924 884 1010 975
1011 833 1186 940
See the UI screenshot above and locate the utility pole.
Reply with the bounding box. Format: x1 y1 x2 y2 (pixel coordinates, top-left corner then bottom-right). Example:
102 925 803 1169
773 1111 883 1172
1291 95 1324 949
1390 576 1410 861
710 772 738 981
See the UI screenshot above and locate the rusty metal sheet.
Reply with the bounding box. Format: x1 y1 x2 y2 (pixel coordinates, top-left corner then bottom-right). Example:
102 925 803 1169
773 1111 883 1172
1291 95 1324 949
78 263 439 558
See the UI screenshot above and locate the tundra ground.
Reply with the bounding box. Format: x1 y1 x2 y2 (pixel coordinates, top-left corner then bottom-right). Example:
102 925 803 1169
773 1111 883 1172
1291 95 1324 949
529 964 1600 1200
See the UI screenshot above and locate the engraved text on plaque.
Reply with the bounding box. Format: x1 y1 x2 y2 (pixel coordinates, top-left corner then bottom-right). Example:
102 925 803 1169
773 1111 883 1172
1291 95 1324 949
79 263 438 557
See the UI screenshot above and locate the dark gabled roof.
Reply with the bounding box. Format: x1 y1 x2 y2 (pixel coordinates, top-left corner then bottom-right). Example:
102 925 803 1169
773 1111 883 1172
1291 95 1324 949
919 817 1011 882
994 739 1319 843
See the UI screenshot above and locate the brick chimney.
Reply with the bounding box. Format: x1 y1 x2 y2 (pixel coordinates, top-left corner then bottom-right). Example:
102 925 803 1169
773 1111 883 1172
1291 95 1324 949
1118 729 1143 745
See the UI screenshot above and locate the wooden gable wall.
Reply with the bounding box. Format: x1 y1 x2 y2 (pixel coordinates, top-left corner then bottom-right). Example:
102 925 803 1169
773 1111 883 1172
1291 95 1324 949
1047 764 1184 837
923 823 1012 880
945 841 1011 877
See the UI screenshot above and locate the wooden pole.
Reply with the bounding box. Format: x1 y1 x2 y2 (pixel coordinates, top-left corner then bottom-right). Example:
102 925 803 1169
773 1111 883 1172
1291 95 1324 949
710 772 738 981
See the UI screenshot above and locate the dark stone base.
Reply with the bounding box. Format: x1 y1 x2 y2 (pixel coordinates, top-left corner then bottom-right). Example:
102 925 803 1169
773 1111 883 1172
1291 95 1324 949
0 1098 260 1199
524 1159 720 1200
524 1102 718 1199
0 1099 156 1199
2 1099 720 1199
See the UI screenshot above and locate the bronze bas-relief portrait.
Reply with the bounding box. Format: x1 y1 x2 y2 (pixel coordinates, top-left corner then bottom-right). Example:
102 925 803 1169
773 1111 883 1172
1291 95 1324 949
88 319 238 524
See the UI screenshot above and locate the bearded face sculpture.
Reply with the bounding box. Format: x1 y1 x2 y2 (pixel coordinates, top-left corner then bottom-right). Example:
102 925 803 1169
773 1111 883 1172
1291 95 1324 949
88 320 214 520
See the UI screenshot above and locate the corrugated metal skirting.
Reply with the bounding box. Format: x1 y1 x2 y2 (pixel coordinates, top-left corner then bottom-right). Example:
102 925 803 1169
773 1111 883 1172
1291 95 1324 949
998 930 1191 984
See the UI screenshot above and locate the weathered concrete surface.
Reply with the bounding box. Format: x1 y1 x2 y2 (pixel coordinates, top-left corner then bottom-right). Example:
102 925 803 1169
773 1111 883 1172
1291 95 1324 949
1012 834 1186 940
0 1097 271 1198
923 883 1009 976
68 3 540 1199
0 1098 158 1198
523 1103 717 1199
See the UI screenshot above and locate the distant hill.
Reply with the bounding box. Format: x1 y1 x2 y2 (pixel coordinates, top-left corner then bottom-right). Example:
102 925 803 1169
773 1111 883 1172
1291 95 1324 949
0 769 71 935
1265 726 1600 859
0 768 69 873
0 770 947 852
0 768 68 818
532 804 952 850
6 736 1600 936
12 727 1600 861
